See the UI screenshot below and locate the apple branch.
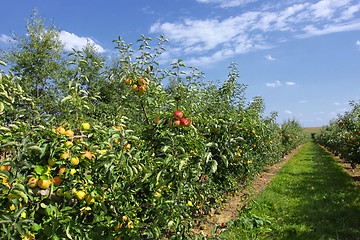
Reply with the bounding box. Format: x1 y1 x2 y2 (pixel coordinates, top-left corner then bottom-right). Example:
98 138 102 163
141 101 150 125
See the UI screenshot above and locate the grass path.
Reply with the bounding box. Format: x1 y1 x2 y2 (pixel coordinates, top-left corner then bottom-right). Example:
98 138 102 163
221 141 360 240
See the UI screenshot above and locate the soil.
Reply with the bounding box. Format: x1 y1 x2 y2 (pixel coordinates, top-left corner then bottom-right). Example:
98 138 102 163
192 145 303 238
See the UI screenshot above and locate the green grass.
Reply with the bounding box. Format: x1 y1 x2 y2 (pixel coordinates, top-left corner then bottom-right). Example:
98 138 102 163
221 141 360 240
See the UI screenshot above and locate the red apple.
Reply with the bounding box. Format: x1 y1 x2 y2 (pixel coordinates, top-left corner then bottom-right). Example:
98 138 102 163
174 111 183 120
154 118 160 124
132 85 138 92
138 86 146 94
180 118 189 126
138 78 146 86
173 119 180 126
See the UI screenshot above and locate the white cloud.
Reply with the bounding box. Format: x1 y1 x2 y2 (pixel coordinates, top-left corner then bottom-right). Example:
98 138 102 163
298 20 360 38
59 31 105 53
339 3 360 20
197 0 257 8
150 15 261 54
298 100 308 103
265 54 276 61
356 40 360 46
141 6 155 14
0 34 11 44
150 0 360 65
310 0 351 20
265 81 296 87
266 80 281 87
285 110 293 115
334 102 341 105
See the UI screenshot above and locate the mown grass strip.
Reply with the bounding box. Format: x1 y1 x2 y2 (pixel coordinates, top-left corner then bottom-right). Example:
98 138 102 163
221 141 360 240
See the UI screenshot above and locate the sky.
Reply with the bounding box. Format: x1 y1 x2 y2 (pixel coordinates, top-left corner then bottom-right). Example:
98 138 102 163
1 0 360 127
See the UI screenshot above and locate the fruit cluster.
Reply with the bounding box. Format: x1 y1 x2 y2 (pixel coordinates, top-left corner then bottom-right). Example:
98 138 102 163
125 78 147 96
169 110 191 127
22 122 98 204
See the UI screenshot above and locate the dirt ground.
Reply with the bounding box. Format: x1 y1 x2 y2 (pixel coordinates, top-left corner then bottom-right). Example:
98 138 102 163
194 145 303 238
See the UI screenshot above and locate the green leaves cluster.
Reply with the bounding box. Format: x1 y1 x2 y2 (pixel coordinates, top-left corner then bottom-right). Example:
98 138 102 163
316 100 360 167
0 11 308 239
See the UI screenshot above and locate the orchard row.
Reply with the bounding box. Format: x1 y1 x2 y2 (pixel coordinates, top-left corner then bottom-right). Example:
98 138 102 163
316 101 360 168
0 22 308 240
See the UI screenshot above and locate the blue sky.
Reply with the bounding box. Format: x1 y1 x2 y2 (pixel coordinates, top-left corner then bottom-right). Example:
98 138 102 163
1 0 360 127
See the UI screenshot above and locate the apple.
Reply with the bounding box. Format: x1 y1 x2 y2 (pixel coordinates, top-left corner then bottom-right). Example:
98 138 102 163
71 157 79 165
58 167 66 176
125 78 132 85
173 119 180 126
81 122 90 130
154 118 160 124
0 165 11 171
174 111 183 120
53 176 62 186
60 152 70 159
65 190 73 199
138 78 146 86
138 86 146 94
38 179 52 189
70 169 77 175
125 143 131 150
56 127 66 135
180 118 189 126
76 190 86 200
28 178 38 188
65 130 74 138
82 151 92 160
56 188 64 197
132 85 138 92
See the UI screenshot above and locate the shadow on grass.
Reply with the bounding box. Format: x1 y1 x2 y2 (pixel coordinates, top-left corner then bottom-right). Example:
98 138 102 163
268 142 360 240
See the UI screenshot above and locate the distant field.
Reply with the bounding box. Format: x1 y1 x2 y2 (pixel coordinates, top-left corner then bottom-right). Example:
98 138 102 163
303 127 323 133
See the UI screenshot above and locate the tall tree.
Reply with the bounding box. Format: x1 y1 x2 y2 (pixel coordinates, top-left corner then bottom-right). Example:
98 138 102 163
1 10 66 115
63 43 111 123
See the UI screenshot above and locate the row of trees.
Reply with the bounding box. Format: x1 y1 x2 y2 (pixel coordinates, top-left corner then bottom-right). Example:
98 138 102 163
316 101 360 168
0 11 308 239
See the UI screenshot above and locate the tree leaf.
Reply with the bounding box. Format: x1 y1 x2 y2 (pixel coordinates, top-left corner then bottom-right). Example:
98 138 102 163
205 142 218 148
209 160 218 174
61 95 72 103
26 145 43 154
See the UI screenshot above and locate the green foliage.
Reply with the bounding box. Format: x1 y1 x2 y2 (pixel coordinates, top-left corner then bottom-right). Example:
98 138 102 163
0 13 307 239
220 201 272 239
222 142 360 239
1 10 66 116
316 101 360 167
280 118 309 154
